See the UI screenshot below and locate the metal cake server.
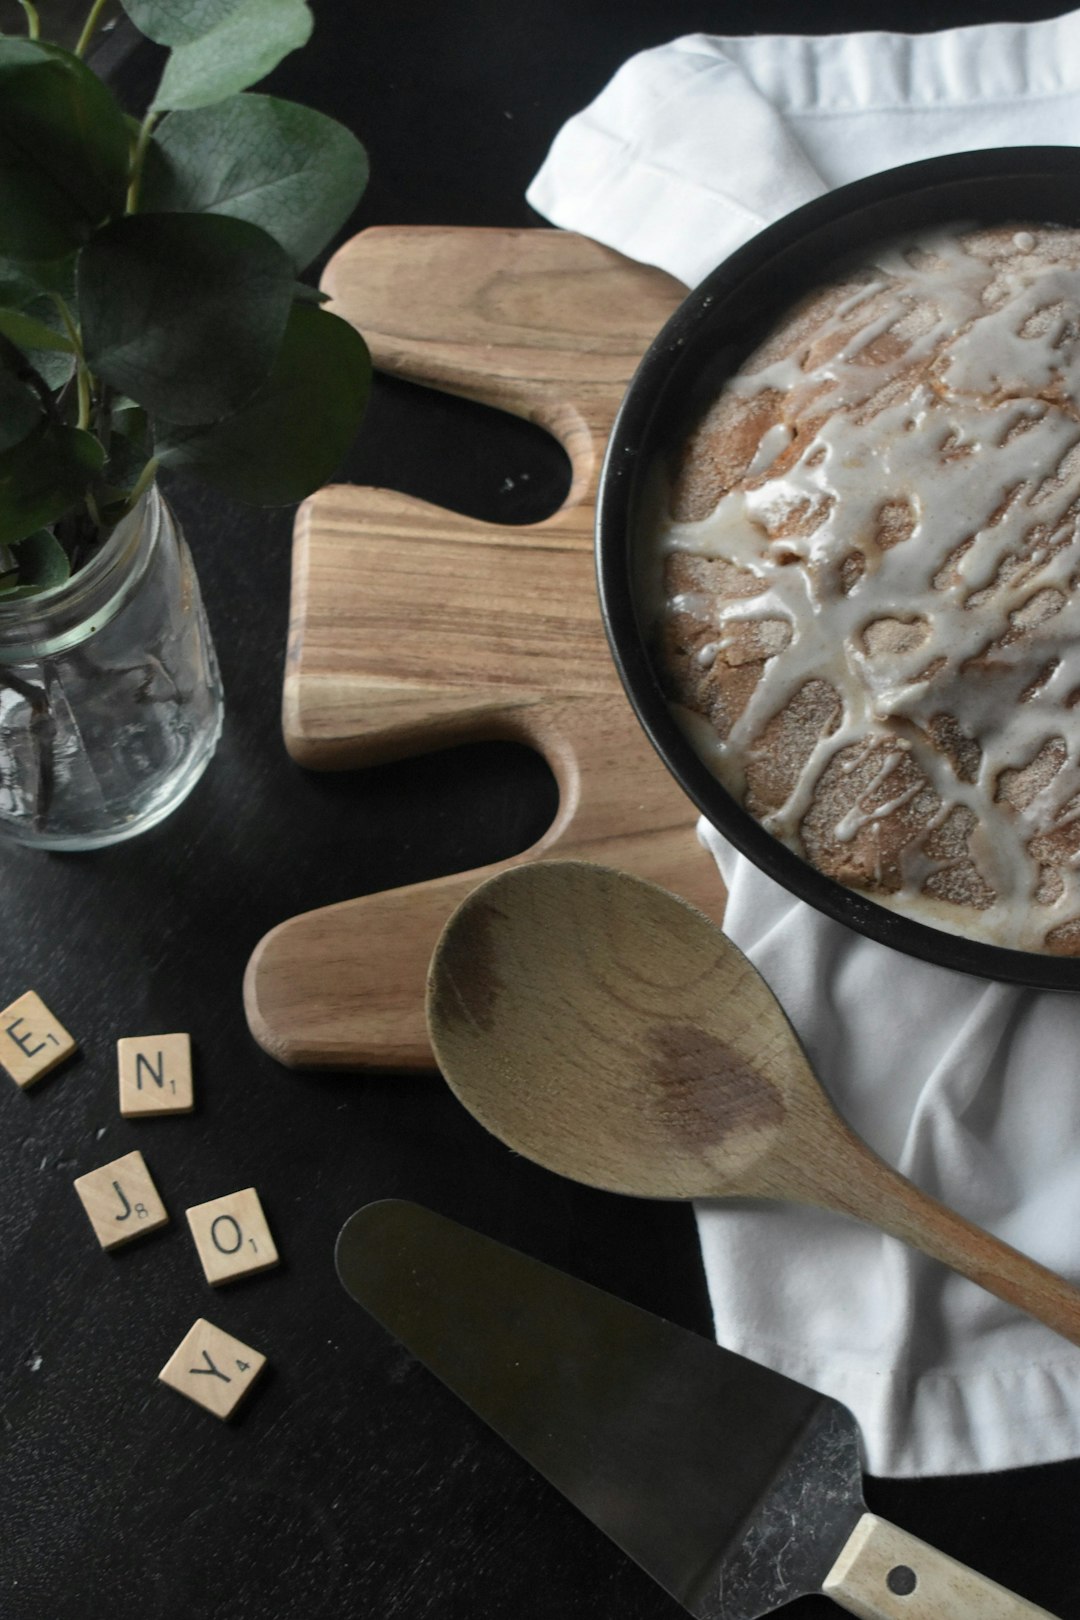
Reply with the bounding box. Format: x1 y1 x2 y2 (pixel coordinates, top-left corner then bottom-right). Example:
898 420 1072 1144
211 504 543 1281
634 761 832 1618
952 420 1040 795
336 1199 1058 1620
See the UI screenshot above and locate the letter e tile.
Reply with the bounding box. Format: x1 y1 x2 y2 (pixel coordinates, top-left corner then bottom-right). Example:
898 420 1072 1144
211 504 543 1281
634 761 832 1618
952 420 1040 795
73 1150 169 1250
159 1319 266 1420
118 1033 194 1116
1 991 76 1088
186 1186 279 1286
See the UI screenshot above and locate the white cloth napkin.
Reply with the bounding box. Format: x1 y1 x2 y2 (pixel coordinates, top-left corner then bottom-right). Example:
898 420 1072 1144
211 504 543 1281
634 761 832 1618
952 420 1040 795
528 12 1080 1478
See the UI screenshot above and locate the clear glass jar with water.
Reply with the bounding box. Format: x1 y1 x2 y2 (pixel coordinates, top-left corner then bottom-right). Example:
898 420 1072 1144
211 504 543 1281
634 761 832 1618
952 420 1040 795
0 486 224 849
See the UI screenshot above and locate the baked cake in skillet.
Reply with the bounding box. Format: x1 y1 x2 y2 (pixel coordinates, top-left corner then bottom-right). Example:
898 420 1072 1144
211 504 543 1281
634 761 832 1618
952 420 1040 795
648 224 1080 953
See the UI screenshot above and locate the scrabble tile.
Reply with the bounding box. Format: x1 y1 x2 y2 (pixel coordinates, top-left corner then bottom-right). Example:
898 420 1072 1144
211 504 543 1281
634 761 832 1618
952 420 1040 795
159 1318 266 1420
118 1032 194 1116
0 991 76 1088
186 1186 279 1286
73 1150 169 1250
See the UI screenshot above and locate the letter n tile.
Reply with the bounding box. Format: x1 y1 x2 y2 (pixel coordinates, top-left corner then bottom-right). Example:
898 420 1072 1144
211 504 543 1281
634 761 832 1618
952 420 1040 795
118 1033 194 1116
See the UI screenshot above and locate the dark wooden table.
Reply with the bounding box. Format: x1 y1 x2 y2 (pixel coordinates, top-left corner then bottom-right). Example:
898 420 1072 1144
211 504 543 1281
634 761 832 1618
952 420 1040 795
3 3 1079 1616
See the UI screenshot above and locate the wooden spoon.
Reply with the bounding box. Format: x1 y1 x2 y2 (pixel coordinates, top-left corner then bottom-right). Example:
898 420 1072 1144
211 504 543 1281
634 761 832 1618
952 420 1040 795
426 858 1080 1346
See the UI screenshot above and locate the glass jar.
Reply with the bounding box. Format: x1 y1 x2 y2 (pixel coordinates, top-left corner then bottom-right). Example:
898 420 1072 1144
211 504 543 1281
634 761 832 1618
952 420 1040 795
0 486 223 849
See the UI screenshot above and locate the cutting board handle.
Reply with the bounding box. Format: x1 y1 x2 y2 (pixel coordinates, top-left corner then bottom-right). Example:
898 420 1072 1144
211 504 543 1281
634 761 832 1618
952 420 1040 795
243 227 727 1071
823 1512 1059 1619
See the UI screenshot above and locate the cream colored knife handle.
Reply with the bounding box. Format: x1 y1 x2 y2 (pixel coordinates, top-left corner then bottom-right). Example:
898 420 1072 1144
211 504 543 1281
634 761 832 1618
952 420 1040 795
822 1512 1059 1619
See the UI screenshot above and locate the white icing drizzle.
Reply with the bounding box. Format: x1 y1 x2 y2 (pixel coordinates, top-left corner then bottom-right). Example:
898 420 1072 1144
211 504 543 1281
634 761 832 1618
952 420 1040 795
653 225 1080 951
746 420 794 476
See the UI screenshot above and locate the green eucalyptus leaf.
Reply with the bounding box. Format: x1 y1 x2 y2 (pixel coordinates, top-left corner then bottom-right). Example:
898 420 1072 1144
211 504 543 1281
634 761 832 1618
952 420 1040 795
31 353 76 393
144 95 368 270
104 426 150 492
0 41 130 260
15 298 77 392
120 0 246 46
0 371 42 452
156 300 370 504
0 423 104 548
9 527 71 593
152 0 313 111
112 401 150 445
0 305 75 354
78 213 295 424
0 323 71 399
0 294 77 392
0 261 46 310
0 254 77 308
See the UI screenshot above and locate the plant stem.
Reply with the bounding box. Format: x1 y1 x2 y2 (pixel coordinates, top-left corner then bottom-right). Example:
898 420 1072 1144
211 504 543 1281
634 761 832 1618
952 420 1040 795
126 113 158 215
74 0 111 59
52 296 82 356
0 670 56 834
18 0 40 39
76 366 92 431
94 380 114 444
125 456 159 512
51 296 95 432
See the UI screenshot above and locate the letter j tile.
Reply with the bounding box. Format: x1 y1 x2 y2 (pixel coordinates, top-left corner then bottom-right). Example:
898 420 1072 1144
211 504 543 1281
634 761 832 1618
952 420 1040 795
73 1151 170 1251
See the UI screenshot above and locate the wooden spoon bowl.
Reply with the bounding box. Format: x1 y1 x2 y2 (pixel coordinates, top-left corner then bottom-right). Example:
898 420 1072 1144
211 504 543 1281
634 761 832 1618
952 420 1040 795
426 859 1080 1346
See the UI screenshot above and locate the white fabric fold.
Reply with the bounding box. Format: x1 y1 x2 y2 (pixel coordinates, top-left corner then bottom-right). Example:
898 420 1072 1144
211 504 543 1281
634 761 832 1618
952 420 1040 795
701 822 1080 1476
528 11 1080 1477
526 17 1080 287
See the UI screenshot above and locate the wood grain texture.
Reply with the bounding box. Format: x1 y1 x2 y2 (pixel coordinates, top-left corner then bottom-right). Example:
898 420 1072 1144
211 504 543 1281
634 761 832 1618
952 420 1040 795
185 1186 280 1287
243 226 727 1071
117 1033 194 1117
158 1319 267 1421
72 1150 170 1251
823 1513 1059 1619
0 990 77 1088
427 861 1080 1348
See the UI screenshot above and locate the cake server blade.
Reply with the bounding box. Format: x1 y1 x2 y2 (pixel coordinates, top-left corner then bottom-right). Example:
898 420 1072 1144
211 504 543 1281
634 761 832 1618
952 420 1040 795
336 1201 818 1615
336 1201 1058 1620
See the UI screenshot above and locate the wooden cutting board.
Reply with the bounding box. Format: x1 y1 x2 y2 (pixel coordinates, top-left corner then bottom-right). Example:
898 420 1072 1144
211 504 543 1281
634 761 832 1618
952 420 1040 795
242 225 728 1070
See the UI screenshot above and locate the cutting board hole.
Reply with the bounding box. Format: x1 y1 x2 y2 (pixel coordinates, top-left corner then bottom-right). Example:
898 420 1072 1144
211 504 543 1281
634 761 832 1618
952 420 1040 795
336 373 573 525
278 742 559 908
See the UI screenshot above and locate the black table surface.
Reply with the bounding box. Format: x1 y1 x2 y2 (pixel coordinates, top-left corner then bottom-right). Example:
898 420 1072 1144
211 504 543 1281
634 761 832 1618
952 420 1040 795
4 3 1080 1616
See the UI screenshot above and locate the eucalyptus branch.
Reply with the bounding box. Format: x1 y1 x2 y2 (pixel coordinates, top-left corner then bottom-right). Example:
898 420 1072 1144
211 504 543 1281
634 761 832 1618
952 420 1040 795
51 295 95 430
0 667 48 711
51 296 83 358
0 0 370 601
126 112 158 215
125 455 159 512
94 379 115 443
74 0 111 59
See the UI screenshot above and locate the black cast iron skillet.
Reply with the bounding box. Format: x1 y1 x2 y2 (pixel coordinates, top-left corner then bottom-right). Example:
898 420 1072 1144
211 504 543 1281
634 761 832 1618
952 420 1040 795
596 146 1080 990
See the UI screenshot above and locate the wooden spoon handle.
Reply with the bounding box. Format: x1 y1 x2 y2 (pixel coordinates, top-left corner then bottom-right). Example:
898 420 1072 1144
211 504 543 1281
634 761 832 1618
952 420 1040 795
782 1126 1080 1346
823 1513 1060 1618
